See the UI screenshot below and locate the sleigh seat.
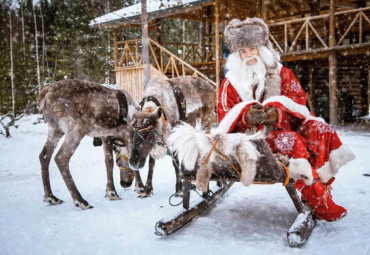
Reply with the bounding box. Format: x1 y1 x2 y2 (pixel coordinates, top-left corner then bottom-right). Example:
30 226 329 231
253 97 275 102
156 139 316 247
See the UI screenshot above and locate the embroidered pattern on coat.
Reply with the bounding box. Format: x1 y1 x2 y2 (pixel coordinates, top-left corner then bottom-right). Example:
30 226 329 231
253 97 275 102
290 79 302 93
275 132 296 151
312 121 334 134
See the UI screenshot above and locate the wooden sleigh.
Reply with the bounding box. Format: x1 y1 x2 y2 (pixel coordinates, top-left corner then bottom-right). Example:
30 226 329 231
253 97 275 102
155 139 317 247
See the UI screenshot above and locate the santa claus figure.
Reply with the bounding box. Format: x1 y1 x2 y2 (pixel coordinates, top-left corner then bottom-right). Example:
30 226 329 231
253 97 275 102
217 17 355 222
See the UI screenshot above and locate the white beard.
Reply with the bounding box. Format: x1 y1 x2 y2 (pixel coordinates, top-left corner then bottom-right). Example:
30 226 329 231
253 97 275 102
225 52 267 101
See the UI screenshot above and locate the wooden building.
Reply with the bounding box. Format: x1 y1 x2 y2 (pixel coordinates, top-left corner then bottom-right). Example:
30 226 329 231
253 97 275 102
91 0 370 124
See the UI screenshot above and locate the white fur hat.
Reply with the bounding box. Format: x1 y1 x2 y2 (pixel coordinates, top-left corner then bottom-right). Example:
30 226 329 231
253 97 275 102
224 17 269 53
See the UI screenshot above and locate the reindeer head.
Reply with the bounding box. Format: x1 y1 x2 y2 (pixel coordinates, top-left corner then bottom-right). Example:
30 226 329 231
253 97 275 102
129 106 166 170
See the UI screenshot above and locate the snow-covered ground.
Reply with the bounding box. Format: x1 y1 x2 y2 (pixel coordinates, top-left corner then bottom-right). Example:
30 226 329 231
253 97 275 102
0 115 369 255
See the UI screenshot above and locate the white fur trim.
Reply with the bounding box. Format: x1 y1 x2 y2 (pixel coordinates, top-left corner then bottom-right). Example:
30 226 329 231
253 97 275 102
258 45 275 67
316 144 355 183
288 158 314 185
262 96 325 123
278 62 283 73
216 100 258 134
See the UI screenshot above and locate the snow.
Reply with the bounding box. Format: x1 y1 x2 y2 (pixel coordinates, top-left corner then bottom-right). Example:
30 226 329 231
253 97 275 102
0 115 369 255
90 0 207 26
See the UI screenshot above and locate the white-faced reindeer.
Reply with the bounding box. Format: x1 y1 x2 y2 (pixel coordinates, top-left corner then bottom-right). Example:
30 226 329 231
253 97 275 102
38 79 139 209
128 77 216 197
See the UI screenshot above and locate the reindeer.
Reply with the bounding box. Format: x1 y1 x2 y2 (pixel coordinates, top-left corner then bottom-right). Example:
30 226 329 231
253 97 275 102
38 79 139 209
129 76 216 197
168 121 262 191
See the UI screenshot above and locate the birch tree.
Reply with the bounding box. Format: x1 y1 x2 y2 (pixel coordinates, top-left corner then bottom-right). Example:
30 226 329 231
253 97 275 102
9 7 15 117
20 0 26 58
33 3 41 94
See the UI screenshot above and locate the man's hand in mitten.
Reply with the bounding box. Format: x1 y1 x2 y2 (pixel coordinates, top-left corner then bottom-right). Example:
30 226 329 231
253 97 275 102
263 105 278 125
245 104 265 126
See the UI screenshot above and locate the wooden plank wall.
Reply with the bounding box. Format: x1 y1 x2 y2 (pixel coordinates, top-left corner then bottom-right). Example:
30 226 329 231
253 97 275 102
285 55 369 123
115 66 166 102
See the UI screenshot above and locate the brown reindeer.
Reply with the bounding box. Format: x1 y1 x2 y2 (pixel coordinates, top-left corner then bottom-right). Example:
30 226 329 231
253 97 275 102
38 79 138 209
129 76 216 197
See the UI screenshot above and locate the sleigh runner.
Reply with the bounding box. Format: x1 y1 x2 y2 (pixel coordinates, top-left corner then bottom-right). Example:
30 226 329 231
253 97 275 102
155 125 317 248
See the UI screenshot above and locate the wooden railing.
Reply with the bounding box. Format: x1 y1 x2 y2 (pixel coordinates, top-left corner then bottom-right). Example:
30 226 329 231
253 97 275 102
115 38 216 87
268 7 370 55
161 41 219 64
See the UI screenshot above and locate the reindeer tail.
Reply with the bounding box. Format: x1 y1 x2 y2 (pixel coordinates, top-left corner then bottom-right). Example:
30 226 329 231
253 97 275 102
37 86 51 112
168 121 208 171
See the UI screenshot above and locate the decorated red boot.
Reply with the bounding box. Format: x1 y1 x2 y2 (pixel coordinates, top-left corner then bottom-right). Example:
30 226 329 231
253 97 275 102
301 178 347 221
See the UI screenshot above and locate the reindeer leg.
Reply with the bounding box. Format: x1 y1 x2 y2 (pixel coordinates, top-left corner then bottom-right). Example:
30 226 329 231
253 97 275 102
102 139 120 200
134 170 145 195
39 127 64 205
54 132 92 210
196 165 212 192
172 156 183 197
139 156 155 198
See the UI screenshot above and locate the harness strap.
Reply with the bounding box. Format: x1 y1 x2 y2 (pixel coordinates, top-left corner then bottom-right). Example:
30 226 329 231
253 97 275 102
167 80 187 121
116 151 129 162
140 96 161 108
116 90 128 124
203 138 220 165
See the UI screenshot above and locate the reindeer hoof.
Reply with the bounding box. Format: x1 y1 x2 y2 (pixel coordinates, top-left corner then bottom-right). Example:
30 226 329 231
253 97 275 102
74 200 93 210
43 195 64 205
138 188 153 198
105 191 121 200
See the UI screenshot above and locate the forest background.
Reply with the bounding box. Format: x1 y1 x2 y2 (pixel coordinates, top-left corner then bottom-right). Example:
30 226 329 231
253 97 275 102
1 0 198 117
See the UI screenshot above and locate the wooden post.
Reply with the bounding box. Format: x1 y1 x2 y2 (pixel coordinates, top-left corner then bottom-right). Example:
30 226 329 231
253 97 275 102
114 28 118 68
201 8 206 62
329 0 339 124
141 0 150 88
255 0 261 18
215 0 220 88
261 0 270 20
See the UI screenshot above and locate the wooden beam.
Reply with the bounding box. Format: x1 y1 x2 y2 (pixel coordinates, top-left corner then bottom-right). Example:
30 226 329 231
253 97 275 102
142 0 150 88
114 28 118 68
215 0 220 90
329 0 339 125
261 0 270 20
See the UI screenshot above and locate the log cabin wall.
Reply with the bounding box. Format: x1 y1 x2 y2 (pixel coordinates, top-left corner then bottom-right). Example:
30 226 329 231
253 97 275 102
285 54 369 123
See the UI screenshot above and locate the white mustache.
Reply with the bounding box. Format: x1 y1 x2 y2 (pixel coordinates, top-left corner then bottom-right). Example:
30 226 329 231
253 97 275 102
244 56 257 62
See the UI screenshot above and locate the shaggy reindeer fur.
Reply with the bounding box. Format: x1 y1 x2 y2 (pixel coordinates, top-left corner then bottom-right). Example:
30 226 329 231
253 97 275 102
38 79 138 209
129 76 216 196
169 121 262 192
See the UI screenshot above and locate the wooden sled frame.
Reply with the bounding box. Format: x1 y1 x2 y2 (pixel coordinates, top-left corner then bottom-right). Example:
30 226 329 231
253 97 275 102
155 139 317 247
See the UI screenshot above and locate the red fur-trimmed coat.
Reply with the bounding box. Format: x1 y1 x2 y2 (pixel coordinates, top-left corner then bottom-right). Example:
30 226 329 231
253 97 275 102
216 66 354 187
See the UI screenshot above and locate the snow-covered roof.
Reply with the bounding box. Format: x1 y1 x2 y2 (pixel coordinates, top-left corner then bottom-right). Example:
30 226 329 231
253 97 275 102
90 0 211 27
